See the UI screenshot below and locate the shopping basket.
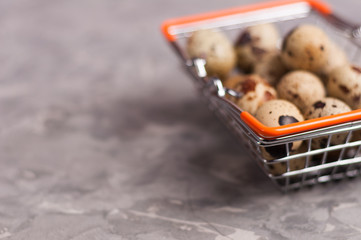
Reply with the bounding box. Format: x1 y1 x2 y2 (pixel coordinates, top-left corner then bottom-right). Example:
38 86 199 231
161 0 361 191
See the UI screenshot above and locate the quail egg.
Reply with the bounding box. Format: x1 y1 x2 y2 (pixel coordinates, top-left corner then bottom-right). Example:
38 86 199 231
255 99 304 160
327 65 361 110
304 98 352 149
277 70 326 113
281 25 332 73
226 74 277 115
187 29 236 78
321 42 348 76
253 51 288 86
235 23 279 72
223 73 243 90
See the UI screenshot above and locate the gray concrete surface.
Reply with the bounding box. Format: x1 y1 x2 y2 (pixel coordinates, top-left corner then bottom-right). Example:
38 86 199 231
1 0 361 239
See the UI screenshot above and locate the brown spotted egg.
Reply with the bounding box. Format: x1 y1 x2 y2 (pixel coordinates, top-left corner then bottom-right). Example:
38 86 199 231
235 23 279 72
253 51 288 86
281 25 332 74
255 99 304 160
321 42 348 76
327 65 361 110
223 73 244 90
304 98 352 149
277 70 326 113
226 74 277 115
187 29 236 78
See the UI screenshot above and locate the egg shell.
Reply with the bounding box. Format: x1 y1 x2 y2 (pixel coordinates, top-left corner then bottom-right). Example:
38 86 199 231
281 25 331 73
187 29 236 78
255 99 304 127
235 23 279 72
327 65 361 110
227 74 277 115
255 99 304 160
223 74 243 90
304 98 352 149
253 51 288 86
321 42 348 76
277 70 326 113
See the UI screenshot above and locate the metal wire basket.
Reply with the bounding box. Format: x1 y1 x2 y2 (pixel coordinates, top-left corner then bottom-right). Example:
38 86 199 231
161 0 361 192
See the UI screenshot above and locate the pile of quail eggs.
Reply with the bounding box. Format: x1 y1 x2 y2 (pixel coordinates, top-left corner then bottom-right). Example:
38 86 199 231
186 23 361 175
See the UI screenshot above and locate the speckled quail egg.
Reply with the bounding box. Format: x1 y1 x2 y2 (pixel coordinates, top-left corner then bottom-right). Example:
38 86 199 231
321 42 348 76
281 25 332 73
226 74 277 115
235 23 279 72
223 73 244 90
304 98 352 149
327 65 361 110
253 51 288 86
255 99 304 160
277 70 326 113
187 29 236 78
268 142 307 176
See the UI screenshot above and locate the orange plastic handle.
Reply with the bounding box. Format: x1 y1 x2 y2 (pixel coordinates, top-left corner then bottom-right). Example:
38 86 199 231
241 110 361 139
161 0 332 42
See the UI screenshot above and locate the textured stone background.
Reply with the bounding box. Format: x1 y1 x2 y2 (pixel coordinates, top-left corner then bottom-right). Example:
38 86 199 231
1 0 361 239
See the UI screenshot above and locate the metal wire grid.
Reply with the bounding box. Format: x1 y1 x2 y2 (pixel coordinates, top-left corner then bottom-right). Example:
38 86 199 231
167 3 361 191
204 86 361 191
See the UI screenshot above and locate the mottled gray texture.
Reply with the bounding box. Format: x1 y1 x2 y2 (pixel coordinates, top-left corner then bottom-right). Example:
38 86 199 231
1 0 361 239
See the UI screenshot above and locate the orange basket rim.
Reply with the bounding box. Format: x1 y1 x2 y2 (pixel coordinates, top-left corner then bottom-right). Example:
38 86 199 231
240 110 361 139
161 0 332 42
